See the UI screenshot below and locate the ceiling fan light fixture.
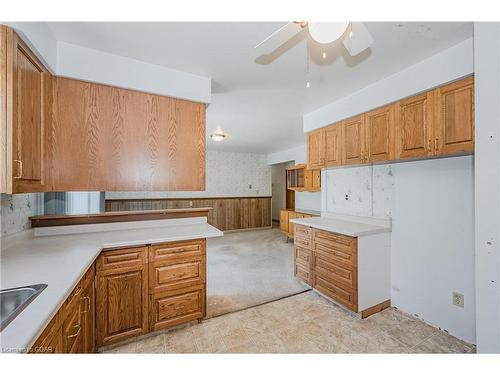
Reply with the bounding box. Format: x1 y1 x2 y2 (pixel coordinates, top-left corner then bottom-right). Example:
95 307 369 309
210 129 227 142
308 22 349 44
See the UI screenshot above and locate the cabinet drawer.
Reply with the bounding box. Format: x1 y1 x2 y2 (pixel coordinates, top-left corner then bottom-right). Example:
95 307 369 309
314 255 357 291
313 273 357 312
313 229 356 249
294 224 311 238
150 257 205 293
294 263 312 285
150 240 205 263
294 246 312 267
151 285 205 331
294 234 312 249
97 246 148 271
314 241 356 269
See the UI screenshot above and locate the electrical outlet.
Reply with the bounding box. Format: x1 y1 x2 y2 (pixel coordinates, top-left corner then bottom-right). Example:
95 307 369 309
452 292 464 308
345 194 349 201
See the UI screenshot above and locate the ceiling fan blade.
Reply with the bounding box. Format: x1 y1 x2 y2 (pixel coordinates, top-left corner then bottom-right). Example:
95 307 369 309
341 22 374 56
254 22 303 55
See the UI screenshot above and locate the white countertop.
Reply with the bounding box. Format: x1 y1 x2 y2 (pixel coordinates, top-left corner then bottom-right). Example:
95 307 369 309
0 217 222 353
290 212 391 237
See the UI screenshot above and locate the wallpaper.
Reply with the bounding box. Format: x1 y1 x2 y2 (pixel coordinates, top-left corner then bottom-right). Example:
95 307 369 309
106 150 272 199
0 193 44 237
324 163 395 218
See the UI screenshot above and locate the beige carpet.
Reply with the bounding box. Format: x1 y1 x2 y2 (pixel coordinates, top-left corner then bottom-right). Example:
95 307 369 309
206 228 310 318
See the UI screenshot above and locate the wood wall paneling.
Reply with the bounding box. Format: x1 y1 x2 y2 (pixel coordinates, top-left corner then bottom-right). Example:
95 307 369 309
105 197 272 231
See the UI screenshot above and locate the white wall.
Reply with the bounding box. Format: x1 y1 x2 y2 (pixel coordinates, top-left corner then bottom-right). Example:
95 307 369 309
56 41 211 103
323 156 475 343
304 38 474 132
106 150 271 200
267 145 322 212
474 22 500 353
271 162 294 221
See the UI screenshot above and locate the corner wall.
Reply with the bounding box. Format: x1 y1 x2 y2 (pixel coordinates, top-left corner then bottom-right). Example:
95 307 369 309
324 157 475 343
267 145 322 212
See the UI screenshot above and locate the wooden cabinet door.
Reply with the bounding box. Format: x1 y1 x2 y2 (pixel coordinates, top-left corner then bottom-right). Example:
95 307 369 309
395 92 434 159
324 122 342 167
280 210 289 233
11 31 48 192
96 247 149 347
82 283 95 353
364 104 395 162
342 115 366 165
307 129 324 169
434 76 474 155
47 76 206 192
63 300 84 353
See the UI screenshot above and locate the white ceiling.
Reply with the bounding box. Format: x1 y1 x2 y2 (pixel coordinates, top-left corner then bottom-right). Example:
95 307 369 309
46 22 473 154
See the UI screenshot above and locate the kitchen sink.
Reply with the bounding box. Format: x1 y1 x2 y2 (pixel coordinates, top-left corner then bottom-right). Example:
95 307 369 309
0 284 47 331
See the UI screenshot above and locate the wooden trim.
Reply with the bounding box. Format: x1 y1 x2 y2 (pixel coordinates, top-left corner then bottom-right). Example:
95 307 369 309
105 196 272 202
30 208 211 228
361 299 391 319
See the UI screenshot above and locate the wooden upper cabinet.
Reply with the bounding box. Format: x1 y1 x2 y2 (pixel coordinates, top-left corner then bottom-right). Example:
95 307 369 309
395 91 434 160
364 104 395 162
324 122 342 167
434 76 474 155
47 76 206 192
342 115 366 165
0 26 49 193
307 129 324 169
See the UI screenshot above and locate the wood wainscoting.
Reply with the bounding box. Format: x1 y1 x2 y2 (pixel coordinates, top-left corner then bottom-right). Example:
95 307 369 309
105 197 272 232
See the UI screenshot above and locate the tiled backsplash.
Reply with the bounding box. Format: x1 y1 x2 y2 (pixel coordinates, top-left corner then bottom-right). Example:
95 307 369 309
0 193 44 237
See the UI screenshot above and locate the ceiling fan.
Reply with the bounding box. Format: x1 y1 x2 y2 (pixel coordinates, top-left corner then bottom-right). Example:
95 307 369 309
255 22 374 58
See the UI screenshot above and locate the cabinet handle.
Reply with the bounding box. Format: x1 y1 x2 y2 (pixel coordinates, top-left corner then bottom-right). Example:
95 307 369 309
434 138 439 151
427 139 432 152
81 296 90 313
13 160 23 179
67 325 81 338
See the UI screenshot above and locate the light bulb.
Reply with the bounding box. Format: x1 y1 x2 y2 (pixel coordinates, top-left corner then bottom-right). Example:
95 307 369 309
349 30 353 38
322 51 326 59
306 81 310 89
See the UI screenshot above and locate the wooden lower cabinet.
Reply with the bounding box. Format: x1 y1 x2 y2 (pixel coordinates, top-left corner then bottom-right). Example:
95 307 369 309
151 285 205 331
280 209 318 239
96 246 149 347
31 265 95 354
294 225 359 312
31 238 207 352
